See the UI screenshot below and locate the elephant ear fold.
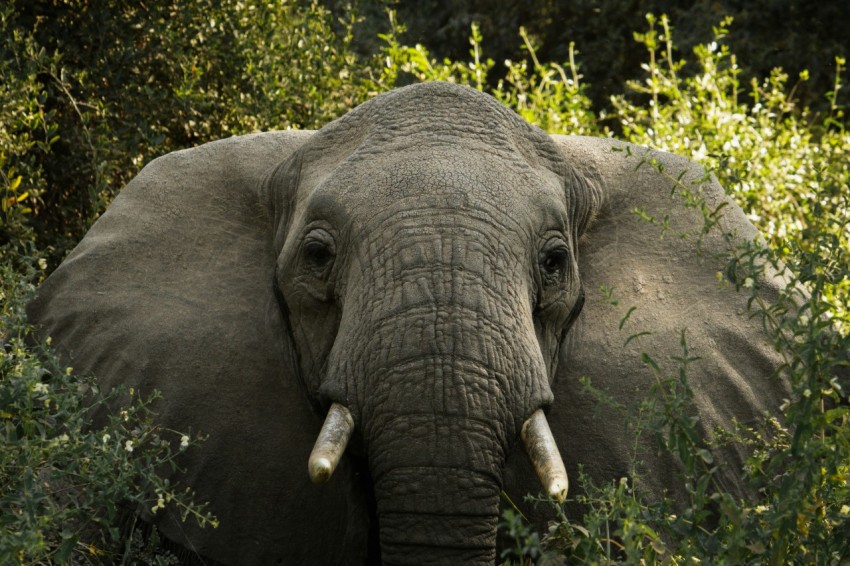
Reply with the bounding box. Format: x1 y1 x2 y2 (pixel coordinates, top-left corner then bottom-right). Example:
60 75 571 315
560 146 605 245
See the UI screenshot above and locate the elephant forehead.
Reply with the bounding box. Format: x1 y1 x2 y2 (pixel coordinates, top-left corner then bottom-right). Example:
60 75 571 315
320 149 565 226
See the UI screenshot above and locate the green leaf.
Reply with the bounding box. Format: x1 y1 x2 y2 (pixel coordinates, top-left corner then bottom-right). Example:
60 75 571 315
641 352 661 372
624 331 652 347
54 534 77 562
620 306 637 329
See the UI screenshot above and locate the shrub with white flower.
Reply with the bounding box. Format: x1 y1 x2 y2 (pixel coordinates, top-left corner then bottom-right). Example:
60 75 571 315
1 260 217 563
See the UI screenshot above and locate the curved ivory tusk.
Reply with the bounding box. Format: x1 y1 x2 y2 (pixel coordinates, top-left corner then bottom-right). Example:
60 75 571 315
308 403 354 484
521 409 569 503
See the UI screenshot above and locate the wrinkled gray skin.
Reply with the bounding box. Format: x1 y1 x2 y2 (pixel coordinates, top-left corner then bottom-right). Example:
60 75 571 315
28 83 790 565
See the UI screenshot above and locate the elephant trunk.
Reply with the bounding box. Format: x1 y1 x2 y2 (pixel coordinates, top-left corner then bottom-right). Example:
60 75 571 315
376 469 501 565
368 414 505 565
318 225 563 562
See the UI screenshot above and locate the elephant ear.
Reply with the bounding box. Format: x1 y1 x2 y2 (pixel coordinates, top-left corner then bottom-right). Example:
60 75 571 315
508 135 791 510
27 131 370 564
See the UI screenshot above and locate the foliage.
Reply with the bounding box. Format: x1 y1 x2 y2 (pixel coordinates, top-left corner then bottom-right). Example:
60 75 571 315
611 14 850 326
3 0 376 267
362 0 849 114
0 5 58 266
0 259 216 564
370 11 494 91
372 12 596 134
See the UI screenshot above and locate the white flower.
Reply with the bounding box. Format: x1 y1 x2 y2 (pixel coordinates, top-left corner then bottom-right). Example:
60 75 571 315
33 383 49 394
840 505 850 517
151 493 166 514
742 277 754 289
102 433 111 444
180 435 190 449
803 388 811 398
124 440 134 453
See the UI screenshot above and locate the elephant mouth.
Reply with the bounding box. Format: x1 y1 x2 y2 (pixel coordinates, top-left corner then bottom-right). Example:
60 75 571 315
308 402 569 502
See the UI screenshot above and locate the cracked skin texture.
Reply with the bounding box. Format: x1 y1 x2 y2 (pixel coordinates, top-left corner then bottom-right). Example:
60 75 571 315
28 82 790 565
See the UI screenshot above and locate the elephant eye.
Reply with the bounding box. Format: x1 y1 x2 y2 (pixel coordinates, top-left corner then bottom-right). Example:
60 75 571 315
302 229 336 275
539 238 570 286
541 249 568 274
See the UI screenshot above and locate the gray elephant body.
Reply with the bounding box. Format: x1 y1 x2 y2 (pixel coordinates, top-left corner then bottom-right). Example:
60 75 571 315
28 83 789 565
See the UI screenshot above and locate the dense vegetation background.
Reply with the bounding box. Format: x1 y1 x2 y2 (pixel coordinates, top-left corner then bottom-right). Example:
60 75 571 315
353 0 849 112
2 0 848 563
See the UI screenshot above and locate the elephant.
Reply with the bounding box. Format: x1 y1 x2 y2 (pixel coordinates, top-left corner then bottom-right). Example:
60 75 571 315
27 82 792 565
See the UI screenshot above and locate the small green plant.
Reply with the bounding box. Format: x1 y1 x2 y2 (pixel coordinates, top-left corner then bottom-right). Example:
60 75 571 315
498 507 545 564
493 29 597 137
372 10 495 90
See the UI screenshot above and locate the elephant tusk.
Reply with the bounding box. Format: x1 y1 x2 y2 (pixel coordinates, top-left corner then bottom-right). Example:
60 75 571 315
521 409 569 503
308 403 354 484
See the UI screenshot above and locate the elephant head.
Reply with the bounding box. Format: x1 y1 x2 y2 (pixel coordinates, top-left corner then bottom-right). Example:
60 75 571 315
259 83 595 562
27 82 790 564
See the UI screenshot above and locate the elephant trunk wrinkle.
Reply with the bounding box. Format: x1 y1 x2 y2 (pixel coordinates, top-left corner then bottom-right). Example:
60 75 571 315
366 412 507 488
322 218 557 563
374 466 501 566
378 516 499 566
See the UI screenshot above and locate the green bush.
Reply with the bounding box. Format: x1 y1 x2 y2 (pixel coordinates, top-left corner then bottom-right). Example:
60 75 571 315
3 0 378 267
610 14 849 327
0 5 59 266
0 260 216 564
365 0 849 115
